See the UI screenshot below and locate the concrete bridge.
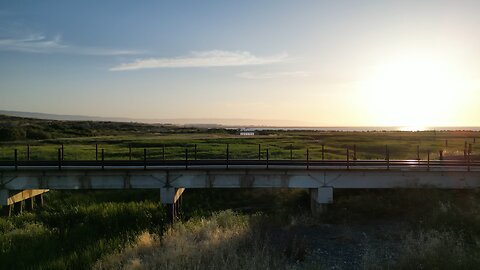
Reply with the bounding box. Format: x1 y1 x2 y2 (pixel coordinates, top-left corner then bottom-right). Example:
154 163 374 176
1 157 479 221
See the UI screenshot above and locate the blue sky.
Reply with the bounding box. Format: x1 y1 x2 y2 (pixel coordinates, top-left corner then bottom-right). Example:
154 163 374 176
1 1 479 126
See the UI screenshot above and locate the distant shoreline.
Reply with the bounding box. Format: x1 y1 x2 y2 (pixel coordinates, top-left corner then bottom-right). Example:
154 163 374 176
232 126 480 132
1 110 479 132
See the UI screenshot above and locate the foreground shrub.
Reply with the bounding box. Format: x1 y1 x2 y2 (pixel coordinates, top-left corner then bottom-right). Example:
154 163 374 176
393 230 480 270
94 210 293 270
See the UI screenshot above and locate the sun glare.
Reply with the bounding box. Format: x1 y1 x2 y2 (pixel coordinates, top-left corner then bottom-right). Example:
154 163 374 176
361 54 467 127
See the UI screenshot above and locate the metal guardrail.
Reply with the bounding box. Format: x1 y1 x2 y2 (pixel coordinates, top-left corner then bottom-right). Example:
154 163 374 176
0 143 476 171
1 159 478 172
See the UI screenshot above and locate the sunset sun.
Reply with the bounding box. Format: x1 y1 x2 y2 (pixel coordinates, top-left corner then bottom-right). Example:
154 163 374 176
361 55 467 129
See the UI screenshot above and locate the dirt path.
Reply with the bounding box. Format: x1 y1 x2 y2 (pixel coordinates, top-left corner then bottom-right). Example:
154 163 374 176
271 221 405 269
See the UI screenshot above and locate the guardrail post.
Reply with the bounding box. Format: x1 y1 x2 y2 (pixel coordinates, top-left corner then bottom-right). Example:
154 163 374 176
258 144 261 160
194 144 197 160
14 149 17 171
129 144 132 161
346 147 350 170
386 145 390 170
185 148 188 170
162 144 166 162
101 148 105 170
226 144 229 169
266 147 269 169
322 144 325 161
144 148 147 170
468 151 471 172
96 144 98 161
58 148 62 171
439 150 443 161
353 144 357 161
61 144 64 161
290 144 293 160
469 143 472 155
417 145 420 161
27 144 30 161
306 148 309 169
427 150 430 171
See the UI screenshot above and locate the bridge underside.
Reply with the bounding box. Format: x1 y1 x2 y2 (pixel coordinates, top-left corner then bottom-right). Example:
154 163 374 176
1 169 479 190
2 169 479 220
0 189 48 216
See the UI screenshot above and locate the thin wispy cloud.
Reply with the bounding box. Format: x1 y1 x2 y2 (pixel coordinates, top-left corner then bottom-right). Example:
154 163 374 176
0 33 141 55
110 50 288 71
236 71 311 79
0 34 66 53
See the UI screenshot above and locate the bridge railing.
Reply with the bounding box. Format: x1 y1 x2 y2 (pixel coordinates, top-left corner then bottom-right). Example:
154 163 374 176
0 142 477 161
0 142 478 170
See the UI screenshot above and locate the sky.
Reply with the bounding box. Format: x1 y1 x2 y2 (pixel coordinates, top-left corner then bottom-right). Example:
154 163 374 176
1 1 480 127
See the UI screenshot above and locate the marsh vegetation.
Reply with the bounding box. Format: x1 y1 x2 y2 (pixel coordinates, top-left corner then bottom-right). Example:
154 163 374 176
1 115 480 269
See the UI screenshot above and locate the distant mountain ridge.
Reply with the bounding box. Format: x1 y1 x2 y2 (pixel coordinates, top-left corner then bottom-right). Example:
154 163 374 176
0 110 310 127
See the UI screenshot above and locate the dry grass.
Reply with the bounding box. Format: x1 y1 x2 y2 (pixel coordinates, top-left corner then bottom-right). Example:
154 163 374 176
391 229 479 270
360 224 480 269
93 210 301 270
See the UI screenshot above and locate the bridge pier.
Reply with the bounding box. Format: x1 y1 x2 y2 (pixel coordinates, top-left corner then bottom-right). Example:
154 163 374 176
0 189 10 217
160 187 185 223
0 189 8 206
13 200 24 215
310 187 333 215
0 189 47 216
25 197 35 211
35 193 44 207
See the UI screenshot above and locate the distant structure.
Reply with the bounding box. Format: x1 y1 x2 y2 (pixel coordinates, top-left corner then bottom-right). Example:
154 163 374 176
239 129 255 136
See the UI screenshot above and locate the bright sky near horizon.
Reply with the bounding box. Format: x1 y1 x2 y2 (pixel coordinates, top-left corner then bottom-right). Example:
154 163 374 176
1 1 479 127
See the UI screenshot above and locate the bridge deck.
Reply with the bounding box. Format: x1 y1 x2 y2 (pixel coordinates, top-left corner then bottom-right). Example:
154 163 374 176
2 159 480 219
1 165 479 190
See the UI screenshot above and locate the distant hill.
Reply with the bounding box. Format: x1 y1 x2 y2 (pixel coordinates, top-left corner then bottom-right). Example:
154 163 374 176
0 110 310 127
0 113 236 142
0 110 138 123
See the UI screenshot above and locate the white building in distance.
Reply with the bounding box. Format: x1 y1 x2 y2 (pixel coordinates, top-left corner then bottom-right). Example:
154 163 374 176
239 129 255 136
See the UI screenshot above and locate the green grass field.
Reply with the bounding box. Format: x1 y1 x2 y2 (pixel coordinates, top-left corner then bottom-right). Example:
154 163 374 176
1 130 478 161
1 116 480 269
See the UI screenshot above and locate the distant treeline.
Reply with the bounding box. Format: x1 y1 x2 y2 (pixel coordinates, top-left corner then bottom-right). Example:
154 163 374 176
0 115 234 142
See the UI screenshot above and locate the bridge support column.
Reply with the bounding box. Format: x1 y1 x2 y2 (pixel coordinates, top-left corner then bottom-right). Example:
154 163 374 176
13 201 24 215
0 189 11 217
25 197 35 211
310 187 333 215
0 189 8 206
160 188 185 223
35 194 44 207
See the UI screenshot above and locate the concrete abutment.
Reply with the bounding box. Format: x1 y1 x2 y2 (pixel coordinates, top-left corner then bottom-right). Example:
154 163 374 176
0 189 8 206
0 189 46 217
310 187 333 215
160 187 185 223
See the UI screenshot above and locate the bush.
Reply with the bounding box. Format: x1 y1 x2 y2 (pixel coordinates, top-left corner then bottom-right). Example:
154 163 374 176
26 128 51 140
93 210 291 270
393 230 480 270
0 127 25 141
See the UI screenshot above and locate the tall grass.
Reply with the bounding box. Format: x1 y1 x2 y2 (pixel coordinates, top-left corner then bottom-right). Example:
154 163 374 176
0 191 165 270
1 130 478 161
348 189 480 269
4 188 480 269
94 210 303 270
